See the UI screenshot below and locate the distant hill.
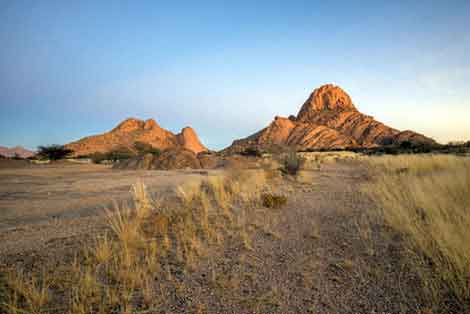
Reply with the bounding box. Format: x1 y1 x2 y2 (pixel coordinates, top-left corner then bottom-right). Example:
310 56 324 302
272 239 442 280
0 146 35 158
65 118 208 156
224 84 436 154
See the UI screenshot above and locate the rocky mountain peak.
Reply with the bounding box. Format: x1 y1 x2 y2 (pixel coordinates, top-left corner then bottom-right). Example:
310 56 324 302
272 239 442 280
144 118 159 130
177 127 207 154
66 118 208 156
297 84 357 122
113 118 145 132
224 84 436 154
0 146 35 158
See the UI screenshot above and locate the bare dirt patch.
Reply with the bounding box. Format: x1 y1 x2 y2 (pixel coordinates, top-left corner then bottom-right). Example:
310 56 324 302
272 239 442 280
0 163 205 256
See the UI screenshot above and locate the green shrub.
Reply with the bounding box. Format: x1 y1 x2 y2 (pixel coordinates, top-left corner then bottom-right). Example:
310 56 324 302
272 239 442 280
261 193 287 208
89 147 138 164
107 147 135 162
281 152 302 175
90 152 108 164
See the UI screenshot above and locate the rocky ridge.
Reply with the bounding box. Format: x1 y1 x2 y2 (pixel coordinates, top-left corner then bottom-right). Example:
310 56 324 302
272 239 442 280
224 84 435 153
0 146 35 158
66 118 207 156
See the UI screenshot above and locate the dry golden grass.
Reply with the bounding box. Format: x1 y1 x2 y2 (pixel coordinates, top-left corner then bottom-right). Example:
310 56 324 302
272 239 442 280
1 170 273 313
364 154 470 310
299 151 362 170
3 270 51 314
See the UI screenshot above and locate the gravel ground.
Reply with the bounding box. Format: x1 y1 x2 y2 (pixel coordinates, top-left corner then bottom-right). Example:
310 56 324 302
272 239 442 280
0 162 428 313
0 163 205 255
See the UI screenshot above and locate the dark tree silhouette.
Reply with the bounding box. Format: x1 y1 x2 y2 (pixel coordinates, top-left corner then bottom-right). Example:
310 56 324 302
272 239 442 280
37 145 73 160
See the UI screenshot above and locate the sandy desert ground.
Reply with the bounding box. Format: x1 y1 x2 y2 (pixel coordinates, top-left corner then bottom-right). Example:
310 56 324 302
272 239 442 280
0 160 466 314
0 163 208 256
0 160 434 314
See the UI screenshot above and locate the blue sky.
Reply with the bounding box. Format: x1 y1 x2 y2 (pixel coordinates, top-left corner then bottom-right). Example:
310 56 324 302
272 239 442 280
1 0 469 150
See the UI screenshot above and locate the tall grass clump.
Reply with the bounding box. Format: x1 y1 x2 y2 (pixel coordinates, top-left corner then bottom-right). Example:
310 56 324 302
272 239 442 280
365 154 470 311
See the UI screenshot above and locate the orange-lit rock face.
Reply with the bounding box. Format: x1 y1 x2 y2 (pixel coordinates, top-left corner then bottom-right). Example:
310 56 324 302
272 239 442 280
224 84 436 153
112 118 145 133
297 84 357 121
66 118 207 156
143 118 159 130
0 146 35 158
176 127 208 154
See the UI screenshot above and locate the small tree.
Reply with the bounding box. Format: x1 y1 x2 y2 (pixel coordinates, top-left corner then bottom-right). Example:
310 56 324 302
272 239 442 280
37 145 73 160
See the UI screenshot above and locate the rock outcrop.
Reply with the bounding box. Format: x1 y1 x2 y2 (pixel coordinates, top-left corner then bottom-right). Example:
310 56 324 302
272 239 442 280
176 127 207 155
224 84 435 153
0 146 35 158
66 118 207 156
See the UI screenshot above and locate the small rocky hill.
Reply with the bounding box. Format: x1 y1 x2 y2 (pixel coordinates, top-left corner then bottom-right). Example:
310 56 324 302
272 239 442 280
0 146 35 158
65 118 207 156
224 84 436 154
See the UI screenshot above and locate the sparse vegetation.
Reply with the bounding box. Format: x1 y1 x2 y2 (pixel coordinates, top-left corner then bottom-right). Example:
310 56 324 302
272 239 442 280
89 147 136 164
240 147 263 157
364 154 470 312
89 143 160 164
89 152 108 164
281 151 302 175
1 169 276 313
298 141 470 156
134 141 161 156
261 193 287 209
36 145 73 160
106 146 135 162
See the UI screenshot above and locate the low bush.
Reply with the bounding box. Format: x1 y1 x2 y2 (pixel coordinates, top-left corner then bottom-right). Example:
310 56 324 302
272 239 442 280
240 147 263 157
89 152 108 164
261 193 287 209
89 148 136 164
107 147 135 162
281 152 302 175
134 142 161 156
